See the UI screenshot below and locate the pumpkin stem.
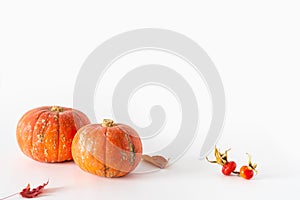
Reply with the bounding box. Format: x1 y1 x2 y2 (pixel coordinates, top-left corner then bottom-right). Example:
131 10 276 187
102 119 115 127
50 106 63 112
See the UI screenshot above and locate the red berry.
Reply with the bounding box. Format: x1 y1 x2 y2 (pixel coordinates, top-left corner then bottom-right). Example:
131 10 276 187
222 161 237 176
240 166 254 179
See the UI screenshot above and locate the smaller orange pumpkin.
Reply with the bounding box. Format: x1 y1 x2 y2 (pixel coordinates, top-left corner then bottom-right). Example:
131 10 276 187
72 119 143 178
16 106 90 163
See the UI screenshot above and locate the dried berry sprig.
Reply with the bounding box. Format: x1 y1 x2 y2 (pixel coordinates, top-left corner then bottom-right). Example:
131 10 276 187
206 146 237 176
237 153 258 179
206 147 258 179
0 180 49 199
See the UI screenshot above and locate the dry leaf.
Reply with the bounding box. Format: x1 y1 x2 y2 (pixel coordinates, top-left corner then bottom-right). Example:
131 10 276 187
20 180 49 198
142 155 168 169
0 180 49 200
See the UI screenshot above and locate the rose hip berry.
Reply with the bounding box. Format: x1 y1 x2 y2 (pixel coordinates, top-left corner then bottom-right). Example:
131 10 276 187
239 153 257 180
206 146 237 176
239 166 254 179
222 161 237 176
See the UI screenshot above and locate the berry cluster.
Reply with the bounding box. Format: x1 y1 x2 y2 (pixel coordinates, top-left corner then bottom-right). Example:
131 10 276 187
206 147 257 180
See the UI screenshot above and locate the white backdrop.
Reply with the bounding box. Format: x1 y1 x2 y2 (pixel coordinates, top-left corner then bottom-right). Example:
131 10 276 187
1 1 300 200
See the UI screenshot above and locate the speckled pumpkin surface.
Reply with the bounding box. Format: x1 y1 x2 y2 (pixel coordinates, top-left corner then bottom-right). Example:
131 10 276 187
72 119 143 178
16 106 90 163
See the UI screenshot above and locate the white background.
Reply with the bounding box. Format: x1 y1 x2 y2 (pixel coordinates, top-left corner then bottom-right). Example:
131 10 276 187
1 0 300 199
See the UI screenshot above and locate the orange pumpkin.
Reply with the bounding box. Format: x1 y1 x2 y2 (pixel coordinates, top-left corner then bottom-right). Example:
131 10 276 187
16 106 90 163
72 119 143 178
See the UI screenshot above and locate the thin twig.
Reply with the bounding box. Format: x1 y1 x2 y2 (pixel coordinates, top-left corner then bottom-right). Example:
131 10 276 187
0 192 18 200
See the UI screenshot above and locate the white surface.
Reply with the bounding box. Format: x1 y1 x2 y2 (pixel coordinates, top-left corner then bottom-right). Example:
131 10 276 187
1 0 300 199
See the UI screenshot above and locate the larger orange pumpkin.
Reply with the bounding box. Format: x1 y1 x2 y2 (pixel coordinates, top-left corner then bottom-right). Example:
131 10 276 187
72 119 143 178
16 106 90 163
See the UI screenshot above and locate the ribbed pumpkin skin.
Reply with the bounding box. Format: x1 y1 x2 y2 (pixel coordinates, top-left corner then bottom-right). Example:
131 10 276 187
16 106 90 163
72 121 143 178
